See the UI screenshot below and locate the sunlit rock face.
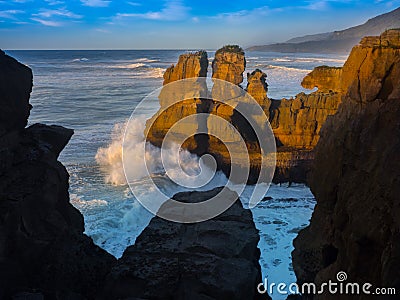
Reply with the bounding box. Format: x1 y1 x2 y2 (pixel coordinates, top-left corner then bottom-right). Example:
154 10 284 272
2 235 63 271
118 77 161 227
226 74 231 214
212 45 246 86
145 51 209 152
145 44 347 184
147 36 400 184
163 51 208 85
292 29 400 299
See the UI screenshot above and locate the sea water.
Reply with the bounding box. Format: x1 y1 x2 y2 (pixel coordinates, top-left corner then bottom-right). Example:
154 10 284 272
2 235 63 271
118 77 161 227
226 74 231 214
7 50 346 299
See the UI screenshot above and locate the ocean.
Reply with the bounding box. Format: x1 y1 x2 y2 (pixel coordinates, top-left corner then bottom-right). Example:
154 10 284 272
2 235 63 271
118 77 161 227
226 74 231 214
7 49 347 299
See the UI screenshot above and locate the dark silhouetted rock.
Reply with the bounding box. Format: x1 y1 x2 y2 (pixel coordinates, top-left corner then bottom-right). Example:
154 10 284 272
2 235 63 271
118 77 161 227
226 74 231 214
0 50 116 299
0 50 32 136
104 188 270 300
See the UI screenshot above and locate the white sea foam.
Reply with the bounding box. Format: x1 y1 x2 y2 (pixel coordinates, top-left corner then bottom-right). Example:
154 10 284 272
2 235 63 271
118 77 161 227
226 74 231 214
134 58 159 63
70 194 108 209
272 58 292 62
72 58 89 62
95 116 206 187
135 67 164 78
114 62 146 69
265 64 312 73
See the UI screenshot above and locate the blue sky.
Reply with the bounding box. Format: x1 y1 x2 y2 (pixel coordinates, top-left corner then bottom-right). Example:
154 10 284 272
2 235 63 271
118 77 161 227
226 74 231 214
0 0 399 49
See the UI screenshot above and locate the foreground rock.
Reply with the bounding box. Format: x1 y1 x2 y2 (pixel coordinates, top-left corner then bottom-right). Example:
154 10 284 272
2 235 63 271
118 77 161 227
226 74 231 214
0 50 115 299
104 187 269 300
292 29 400 299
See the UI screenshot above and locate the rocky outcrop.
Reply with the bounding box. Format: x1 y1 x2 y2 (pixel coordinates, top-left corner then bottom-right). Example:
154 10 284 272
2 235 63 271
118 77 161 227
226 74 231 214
103 187 269 300
292 29 400 299
212 45 246 85
301 66 343 93
145 45 345 184
0 51 115 299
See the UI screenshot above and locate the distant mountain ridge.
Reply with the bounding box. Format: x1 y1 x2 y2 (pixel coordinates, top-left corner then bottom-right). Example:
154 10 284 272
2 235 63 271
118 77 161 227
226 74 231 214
247 7 400 53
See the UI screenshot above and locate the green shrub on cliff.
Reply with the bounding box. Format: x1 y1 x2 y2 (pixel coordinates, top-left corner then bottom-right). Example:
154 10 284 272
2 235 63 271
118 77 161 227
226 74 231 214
215 45 244 55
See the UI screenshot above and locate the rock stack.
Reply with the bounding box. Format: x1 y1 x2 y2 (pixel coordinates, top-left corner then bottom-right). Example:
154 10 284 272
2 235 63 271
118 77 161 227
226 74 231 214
145 45 345 184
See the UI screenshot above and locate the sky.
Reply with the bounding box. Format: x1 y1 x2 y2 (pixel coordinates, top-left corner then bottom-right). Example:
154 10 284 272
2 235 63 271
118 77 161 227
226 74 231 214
0 0 399 49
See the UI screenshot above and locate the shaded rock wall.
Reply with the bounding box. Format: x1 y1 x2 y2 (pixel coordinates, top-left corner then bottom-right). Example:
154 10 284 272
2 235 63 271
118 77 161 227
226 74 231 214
103 188 269 300
292 29 400 299
0 50 115 299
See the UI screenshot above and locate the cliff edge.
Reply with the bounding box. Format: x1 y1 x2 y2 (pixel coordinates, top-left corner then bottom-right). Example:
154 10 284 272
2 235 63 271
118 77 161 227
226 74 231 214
292 29 400 299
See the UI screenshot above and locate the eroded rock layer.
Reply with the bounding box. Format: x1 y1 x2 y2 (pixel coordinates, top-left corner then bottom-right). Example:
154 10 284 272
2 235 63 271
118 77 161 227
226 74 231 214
292 29 400 299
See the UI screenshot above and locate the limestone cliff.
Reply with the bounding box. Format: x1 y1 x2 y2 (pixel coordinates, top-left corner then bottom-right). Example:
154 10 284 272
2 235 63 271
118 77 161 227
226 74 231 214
292 29 400 299
103 188 269 300
0 50 115 299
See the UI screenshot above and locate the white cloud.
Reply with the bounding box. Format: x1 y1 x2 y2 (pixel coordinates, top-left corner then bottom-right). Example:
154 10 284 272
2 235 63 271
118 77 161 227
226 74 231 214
81 0 110 7
211 6 278 23
96 28 110 33
0 10 24 19
127 1 141 6
45 0 65 5
115 0 189 21
31 17 62 26
305 1 329 11
35 8 82 19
